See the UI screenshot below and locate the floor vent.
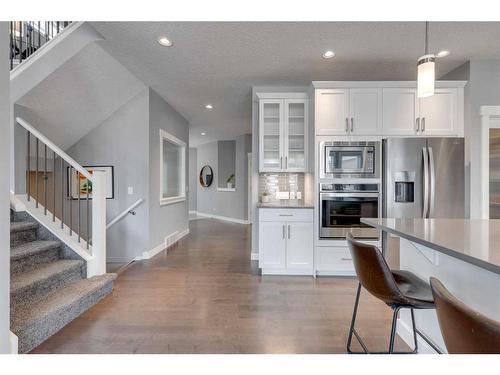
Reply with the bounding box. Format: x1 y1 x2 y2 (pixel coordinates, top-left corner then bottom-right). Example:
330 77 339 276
164 231 179 250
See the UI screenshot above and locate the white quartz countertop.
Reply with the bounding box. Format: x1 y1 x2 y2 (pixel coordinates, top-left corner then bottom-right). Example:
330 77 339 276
257 200 314 209
361 218 500 275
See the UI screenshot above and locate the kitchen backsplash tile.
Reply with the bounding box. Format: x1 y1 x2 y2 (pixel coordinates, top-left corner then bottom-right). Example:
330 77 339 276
259 173 304 201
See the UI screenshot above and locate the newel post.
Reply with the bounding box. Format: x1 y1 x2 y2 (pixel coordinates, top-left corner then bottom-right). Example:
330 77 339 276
89 170 106 276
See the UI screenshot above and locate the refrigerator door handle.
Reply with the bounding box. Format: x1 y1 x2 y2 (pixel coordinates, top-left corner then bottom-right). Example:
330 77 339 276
415 118 420 133
428 146 436 217
422 147 430 218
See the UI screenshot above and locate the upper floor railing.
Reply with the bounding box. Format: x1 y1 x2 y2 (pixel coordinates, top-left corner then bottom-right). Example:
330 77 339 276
16 117 107 276
9 21 71 70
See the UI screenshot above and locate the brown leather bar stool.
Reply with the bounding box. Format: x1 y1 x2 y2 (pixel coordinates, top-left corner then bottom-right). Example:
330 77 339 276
346 233 442 354
430 277 500 354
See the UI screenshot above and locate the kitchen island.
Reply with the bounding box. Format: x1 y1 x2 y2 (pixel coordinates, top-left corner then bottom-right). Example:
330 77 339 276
361 218 500 353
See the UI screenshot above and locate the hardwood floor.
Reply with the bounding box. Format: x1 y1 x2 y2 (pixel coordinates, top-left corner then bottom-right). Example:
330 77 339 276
32 218 407 354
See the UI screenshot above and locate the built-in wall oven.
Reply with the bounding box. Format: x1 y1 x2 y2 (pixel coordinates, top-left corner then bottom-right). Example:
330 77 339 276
320 141 381 179
319 183 380 239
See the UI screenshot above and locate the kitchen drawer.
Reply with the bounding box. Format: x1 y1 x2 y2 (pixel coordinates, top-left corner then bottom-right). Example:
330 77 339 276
316 246 355 273
258 208 313 222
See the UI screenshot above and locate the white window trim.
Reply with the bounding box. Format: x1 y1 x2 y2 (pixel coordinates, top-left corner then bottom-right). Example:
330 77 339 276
159 129 186 206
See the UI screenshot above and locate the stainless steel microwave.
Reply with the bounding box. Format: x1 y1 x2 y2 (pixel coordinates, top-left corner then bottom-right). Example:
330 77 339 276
320 141 380 179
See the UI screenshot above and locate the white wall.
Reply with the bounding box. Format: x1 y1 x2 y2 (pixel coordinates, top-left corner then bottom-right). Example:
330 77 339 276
0 22 11 353
188 148 197 212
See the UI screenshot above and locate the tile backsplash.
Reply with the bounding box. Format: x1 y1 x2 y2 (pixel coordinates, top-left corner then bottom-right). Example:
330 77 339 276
259 173 304 201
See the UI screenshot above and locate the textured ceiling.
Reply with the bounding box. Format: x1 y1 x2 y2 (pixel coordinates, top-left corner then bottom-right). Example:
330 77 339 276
90 22 500 147
18 42 146 150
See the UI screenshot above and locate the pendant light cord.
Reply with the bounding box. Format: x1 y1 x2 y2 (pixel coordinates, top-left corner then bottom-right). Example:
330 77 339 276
425 21 429 55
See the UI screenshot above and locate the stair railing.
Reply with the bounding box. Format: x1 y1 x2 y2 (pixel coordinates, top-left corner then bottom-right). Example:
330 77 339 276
9 21 71 70
16 117 106 276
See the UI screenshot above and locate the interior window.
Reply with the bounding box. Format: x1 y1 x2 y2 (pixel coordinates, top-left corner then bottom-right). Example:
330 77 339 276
160 129 186 205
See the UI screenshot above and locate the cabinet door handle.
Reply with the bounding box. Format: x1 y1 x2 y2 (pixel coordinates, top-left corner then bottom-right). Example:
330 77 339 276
279 214 293 217
345 118 349 133
280 157 283 170
415 118 420 132
288 224 291 239
422 117 426 132
351 117 354 132
282 225 285 239
341 257 353 261
285 156 288 169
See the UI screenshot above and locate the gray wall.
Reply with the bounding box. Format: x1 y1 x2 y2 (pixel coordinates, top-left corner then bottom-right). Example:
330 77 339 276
217 140 236 188
148 88 189 248
442 60 500 218
68 89 150 262
0 22 10 353
196 134 251 221
188 147 197 212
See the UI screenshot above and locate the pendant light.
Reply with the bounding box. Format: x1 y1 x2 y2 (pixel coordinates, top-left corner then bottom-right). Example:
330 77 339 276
417 22 435 98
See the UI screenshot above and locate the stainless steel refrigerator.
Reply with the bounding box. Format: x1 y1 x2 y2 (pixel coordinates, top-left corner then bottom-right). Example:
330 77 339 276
383 138 465 219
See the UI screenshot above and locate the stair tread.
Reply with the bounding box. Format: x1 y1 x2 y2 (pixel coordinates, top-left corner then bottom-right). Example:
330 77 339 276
11 240 61 260
11 259 84 294
10 221 38 233
11 274 117 331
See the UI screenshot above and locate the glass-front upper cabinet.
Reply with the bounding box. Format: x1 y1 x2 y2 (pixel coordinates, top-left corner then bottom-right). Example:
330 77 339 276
285 100 307 171
260 99 283 171
258 94 308 172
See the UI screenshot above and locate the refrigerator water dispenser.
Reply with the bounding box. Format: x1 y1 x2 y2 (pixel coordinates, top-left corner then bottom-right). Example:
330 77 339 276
394 171 415 203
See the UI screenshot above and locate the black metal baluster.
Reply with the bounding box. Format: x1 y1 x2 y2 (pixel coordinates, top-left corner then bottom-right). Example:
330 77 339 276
35 138 39 208
61 159 64 229
26 131 30 201
38 21 41 50
19 22 23 64
69 167 73 236
44 144 47 215
10 22 13 69
53 151 56 222
86 175 90 249
57 21 60 34
78 171 81 243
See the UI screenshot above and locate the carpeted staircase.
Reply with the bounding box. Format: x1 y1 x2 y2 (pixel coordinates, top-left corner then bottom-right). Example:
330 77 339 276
9 210 116 353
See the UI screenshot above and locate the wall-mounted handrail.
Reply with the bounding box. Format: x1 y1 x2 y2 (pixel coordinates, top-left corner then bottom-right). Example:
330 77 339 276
106 198 144 230
16 117 93 180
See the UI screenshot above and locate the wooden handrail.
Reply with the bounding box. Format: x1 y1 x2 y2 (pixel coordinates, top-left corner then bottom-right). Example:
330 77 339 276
16 117 93 180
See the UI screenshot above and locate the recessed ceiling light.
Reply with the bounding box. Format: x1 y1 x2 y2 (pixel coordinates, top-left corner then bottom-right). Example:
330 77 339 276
436 50 450 58
157 37 173 47
205 104 213 110
322 50 335 59
201 132 206 136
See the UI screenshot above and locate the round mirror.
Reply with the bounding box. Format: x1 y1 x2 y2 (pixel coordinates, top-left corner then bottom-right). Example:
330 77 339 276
199 165 214 187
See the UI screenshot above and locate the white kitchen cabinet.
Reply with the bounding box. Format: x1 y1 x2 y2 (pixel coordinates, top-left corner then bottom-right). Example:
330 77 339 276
418 88 458 136
382 88 420 135
316 88 382 136
258 94 308 172
349 88 382 135
258 208 313 275
259 221 286 269
286 222 314 271
315 89 349 135
314 81 465 138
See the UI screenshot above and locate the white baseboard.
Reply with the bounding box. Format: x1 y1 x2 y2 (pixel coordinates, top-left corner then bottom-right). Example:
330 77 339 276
196 211 250 225
9 331 18 354
141 228 190 260
250 252 259 261
189 210 197 214
396 318 442 354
